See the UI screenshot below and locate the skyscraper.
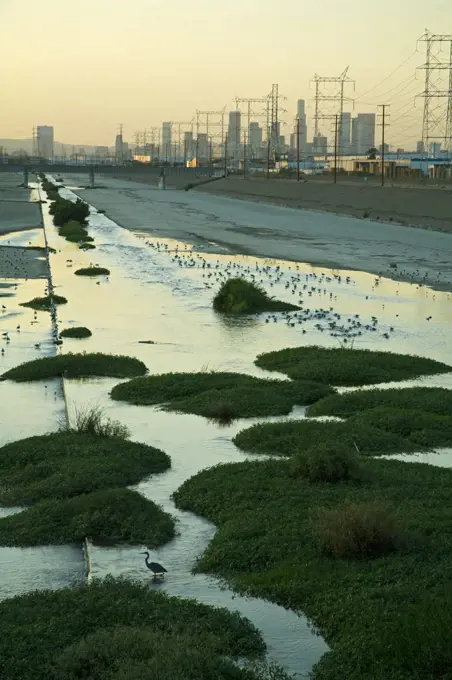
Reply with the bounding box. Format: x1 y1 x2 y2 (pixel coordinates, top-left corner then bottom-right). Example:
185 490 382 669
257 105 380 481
162 122 172 159
37 125 54 159
249 122 263 156
339 112 351 154
228 111 241 147
184 131 194 159
351 114 376 154
295 99 307 153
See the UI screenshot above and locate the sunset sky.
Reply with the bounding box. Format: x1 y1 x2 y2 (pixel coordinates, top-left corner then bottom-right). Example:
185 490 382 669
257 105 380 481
0 0 451 148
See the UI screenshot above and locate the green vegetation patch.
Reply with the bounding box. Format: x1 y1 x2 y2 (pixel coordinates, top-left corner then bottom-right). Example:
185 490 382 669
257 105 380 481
233 418 418 457
80 242 96 250
20 294 67 312
74 266 110 276
174 456 452 680
213 277 300 314
255 346 452 386
0 488 175 547
50 197 90 227
0 432 170 505
60 326 92 339
350 408 452 449
111 371 334 418
3 352 147 382
58 220 93 244
0 577 275 680
308 386 452 418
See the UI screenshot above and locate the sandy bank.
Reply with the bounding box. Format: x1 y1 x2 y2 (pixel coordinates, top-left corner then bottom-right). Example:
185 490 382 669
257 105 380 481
66 174 452 292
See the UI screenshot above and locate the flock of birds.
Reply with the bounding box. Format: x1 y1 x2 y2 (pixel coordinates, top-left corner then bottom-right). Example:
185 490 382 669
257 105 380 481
142 239 443 343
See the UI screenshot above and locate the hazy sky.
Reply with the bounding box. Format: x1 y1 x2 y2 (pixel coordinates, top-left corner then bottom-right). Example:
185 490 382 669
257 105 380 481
0 0 451 148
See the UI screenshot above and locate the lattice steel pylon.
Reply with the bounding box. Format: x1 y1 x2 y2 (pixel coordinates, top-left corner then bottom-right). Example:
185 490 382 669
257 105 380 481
266 84 287 159
235 96 268 160
195 109 226 162
417 30 452 156
311 67 355 150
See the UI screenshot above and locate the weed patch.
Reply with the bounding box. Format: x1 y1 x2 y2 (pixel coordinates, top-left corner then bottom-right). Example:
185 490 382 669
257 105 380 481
255 346 451 386
3 352 147 382
233 419 417 456
0 431 169 505
174 456 452 680
213 278 300 314
60 326 92 338
289 444 361 483
20 294 67 311
111 372 333 418
0 577 272 680
350 408 452 449
308 387 452 418
74 267 110 276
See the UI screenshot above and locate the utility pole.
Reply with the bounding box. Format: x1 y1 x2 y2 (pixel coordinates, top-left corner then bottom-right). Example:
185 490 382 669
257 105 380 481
378 104 390 187
224 135 228 177
243 131 247 178
297 117 300 182
333 115 338 184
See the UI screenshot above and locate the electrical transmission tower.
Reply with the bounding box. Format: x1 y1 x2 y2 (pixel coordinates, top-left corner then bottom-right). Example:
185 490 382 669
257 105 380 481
235 96 268 160
417 30 452 156
266 84 287 161
312 67 355 151
172 120 194 163
196 109 226 163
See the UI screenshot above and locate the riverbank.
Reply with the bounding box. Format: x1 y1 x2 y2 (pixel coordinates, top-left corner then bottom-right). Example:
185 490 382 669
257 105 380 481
67 174 452 292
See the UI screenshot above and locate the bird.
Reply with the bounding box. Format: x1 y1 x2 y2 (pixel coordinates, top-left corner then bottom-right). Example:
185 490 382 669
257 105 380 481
140 552 167 579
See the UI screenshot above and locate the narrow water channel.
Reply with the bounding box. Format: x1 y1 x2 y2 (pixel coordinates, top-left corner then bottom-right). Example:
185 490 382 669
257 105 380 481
1 177 451 675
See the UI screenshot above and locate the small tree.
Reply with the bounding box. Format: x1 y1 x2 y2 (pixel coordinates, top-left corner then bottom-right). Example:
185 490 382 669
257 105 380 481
367 147 378 160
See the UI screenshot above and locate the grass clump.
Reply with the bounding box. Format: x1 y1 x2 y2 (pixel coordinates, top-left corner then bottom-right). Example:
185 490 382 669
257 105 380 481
314 500 400 559
0 488 175 547
174 456 452 680
290 444 360 483
308 386 452 418
255 346 452 386
0 430 169 505
51 197 90 227
60 326 92 339
233 418 417 457
74 266 110 276
3 352 147 382
80 242 96 250
213 277 300 314
0 577 273 680
111 371 334 419
20 294 67 312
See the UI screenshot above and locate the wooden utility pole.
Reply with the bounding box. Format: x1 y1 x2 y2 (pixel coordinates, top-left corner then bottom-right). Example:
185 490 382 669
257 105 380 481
334 114 339 184
378 104 390 187
297 117 300 182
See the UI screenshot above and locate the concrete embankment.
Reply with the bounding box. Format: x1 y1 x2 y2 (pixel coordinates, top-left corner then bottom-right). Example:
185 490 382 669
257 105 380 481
191 177 452 234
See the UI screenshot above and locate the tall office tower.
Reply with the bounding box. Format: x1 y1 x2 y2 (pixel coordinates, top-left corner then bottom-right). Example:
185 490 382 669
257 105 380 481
351 113 376 154
339 112 351 154
313 134 328 155
416 140 425 154
197 133 209 159
249 122 263 155
295 99 308 152
37 126 54 159
162 122 172 158
184 131 194 159
228 111 241 147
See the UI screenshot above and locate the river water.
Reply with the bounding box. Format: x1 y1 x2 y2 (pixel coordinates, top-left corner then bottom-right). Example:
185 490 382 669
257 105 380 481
0 178 451 676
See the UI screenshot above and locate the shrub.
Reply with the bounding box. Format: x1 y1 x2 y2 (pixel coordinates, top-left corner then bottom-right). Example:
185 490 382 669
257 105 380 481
308 387 452 418
58 220 92 243
80 242 96 250
0 488 175 546
254 346 452 387
314 501 400 560
3 352 147 382
0 431 170 504
289 444 360 483
213 277 300 314
60 326 92 339
74 267 110 276
52 197 90 227
20 294 67 311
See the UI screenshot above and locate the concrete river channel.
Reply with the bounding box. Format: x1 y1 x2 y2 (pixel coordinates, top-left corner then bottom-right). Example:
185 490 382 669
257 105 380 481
0 175 452 677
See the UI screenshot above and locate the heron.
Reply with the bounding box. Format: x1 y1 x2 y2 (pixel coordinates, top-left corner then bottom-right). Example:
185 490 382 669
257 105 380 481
140 552 167 579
